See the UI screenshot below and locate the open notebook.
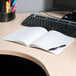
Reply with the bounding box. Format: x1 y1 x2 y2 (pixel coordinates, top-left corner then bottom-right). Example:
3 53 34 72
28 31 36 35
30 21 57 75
2 27 74 55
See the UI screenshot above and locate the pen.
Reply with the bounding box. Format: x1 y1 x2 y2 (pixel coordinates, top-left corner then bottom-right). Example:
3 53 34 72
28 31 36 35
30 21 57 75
11 2 17 12
49 44 66 51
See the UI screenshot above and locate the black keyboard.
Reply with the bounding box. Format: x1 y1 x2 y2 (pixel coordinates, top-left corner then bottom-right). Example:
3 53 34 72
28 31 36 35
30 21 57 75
21 14 76 37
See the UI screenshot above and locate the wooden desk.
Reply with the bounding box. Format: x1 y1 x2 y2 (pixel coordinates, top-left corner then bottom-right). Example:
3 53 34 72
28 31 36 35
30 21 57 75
0 12 76 76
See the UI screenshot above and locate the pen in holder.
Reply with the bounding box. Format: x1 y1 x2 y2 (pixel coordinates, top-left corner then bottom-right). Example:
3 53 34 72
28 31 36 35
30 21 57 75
0 0 17 22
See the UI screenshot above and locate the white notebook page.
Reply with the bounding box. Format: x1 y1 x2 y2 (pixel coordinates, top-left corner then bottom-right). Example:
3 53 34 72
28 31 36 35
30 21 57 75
31 30 74 54
3 27 47 46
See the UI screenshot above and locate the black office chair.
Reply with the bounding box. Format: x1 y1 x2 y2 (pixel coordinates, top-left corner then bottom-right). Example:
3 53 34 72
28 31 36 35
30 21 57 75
0 54 48 76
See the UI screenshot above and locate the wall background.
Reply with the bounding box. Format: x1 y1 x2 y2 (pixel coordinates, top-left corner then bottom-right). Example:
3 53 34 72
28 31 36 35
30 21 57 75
16 0 53 13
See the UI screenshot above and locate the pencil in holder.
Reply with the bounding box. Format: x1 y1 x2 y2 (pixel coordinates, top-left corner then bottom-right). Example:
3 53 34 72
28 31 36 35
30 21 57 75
0 0 17 22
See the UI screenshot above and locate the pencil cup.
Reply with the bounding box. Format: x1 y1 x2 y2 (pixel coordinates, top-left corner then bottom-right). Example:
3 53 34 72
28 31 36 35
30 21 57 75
0 0 17 22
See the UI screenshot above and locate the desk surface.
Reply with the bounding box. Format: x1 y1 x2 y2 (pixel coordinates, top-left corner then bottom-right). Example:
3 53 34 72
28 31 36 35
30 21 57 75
0 12 76 76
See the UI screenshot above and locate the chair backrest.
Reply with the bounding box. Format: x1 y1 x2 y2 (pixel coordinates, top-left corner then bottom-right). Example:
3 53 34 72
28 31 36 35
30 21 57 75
0 54 47 76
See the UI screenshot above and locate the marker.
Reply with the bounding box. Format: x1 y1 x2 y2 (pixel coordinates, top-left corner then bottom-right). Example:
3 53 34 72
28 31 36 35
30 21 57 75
8 0 11 10
11 2 17 12
12 0 17 6
8 7 13 13
6 1 9 13
8 0 11 4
